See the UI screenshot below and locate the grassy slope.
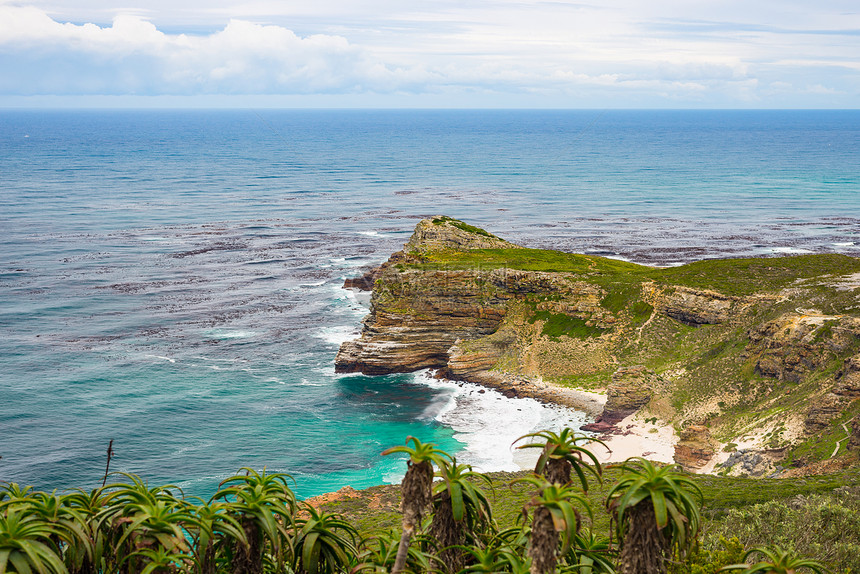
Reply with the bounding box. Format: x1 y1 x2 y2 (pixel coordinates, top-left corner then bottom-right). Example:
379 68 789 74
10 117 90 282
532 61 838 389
403 244 860 466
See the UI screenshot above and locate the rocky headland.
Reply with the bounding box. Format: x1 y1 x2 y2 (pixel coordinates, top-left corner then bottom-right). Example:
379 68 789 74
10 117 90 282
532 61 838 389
336 217 860 476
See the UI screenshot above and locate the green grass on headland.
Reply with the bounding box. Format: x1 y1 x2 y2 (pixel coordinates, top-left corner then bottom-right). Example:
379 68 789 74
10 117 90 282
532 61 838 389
415 248 860 297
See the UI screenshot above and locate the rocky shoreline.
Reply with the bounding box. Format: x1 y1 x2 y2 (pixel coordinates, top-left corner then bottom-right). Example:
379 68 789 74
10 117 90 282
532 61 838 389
336 216 860 475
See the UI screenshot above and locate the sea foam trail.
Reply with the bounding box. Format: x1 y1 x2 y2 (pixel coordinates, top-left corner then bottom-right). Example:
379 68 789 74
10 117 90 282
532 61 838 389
415 371 590 472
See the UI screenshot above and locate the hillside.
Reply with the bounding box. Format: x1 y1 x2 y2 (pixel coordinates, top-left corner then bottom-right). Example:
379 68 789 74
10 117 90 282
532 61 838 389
336 216 860 476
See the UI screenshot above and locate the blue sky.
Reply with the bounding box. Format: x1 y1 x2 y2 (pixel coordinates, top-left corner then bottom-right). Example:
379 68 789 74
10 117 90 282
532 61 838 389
1 0 858 108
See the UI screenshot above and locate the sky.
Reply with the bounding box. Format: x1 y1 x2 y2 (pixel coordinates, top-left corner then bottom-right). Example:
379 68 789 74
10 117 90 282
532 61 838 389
0 0 858 108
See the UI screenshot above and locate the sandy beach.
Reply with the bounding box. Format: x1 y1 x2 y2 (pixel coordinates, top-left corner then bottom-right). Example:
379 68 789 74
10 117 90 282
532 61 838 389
582 411 679 466
506 384 680 471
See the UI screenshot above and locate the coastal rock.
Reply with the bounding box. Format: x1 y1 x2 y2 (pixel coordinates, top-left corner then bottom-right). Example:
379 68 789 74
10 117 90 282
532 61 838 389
673 425 715 471
446 328 520 379
404 216 520 253
645 284 741 326
805 353 860 432
834 353 860 398
849 419 860 450
336 218 609 375
747 313 859 383
804 393 846 432
600 366 656 424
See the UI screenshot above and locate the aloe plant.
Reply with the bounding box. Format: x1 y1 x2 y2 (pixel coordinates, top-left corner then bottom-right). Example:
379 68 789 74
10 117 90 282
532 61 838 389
516 475 592 574
606 457 702 574
721 545 829 574
291 505 357 574
429 459 494 573
182 499 247 574
382 437 451 574
0 506 69 574
212 468 297 574
516 428 604 490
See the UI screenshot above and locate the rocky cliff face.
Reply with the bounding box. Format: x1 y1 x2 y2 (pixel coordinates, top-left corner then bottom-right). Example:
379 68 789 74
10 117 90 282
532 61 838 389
337 217 860 473
674 425 716 471
644 284 743 326
336 217 610 375
746 312 859 383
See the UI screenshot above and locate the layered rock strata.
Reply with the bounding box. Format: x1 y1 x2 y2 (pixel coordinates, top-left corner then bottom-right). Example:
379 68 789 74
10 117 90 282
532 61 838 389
336 217 860 473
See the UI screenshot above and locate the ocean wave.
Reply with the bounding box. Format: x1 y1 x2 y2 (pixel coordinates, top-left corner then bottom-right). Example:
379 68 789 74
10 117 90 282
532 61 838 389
413 371 588 473
314 325 362 346
769 246 814 254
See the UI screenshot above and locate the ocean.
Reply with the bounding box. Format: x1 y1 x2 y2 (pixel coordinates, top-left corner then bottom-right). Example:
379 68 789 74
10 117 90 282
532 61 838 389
1 109 858 499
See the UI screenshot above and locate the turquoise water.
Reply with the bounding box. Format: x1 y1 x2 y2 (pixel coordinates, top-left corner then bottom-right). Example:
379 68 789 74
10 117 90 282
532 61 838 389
1 110 858 498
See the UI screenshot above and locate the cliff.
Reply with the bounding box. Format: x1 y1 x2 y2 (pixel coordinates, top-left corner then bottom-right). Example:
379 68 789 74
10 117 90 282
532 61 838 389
336 217 860 475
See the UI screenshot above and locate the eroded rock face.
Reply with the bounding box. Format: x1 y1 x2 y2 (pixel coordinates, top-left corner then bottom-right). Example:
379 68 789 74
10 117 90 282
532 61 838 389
835 354 860 397
747 313 860 383
806 353 860 432
335 264 581 374
674 425 715 471
404 217 520 253
645 284 741 326
805 393 846 432
601 366 655 424
336 217 612 375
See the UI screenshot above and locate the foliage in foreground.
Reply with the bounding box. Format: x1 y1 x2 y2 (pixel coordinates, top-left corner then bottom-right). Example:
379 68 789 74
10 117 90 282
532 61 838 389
1 431 851 574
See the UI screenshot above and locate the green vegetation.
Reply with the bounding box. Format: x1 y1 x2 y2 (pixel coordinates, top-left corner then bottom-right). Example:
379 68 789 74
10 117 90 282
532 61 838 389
3 435 858 574
431 216 499 240
529 310 607 339
414 248 860 298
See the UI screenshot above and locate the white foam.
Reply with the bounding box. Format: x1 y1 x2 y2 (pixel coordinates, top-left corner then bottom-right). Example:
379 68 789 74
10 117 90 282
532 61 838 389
145 354 176 363
413 371 589 473
203 329 258 340
358 231 383 237
770 247 814 254
314 325 361 346
833 242 857 248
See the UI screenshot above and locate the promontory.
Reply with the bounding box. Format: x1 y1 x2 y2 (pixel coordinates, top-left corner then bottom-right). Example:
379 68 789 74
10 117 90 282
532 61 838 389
337 217 860 477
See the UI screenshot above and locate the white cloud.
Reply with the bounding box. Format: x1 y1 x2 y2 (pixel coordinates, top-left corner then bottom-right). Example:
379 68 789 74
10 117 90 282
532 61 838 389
0 1 858 106
0 5 411 94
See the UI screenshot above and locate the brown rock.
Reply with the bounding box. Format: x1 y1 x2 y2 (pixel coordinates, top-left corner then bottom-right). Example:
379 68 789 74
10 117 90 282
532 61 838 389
674 424 715 471
746 313 860 383
645 284 741 326
804 393 846 432
600 366 655 424
403 216 520 253
834 354 860 397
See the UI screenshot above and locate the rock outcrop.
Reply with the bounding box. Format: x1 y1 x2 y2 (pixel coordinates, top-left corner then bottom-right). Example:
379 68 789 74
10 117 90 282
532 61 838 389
644 284 743 326
336 218 609 375
404 216 520 253
599 366 655 424
805 352 860 432
336 217 860 473
674 425 716 471
747 312 859 384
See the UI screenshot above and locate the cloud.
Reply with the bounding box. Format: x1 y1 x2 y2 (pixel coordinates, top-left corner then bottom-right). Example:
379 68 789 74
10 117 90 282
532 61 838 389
0 5 418 95
0 2 857 107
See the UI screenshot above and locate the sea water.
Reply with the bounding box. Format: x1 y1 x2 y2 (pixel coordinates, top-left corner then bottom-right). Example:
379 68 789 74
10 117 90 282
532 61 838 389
1 109 858 498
